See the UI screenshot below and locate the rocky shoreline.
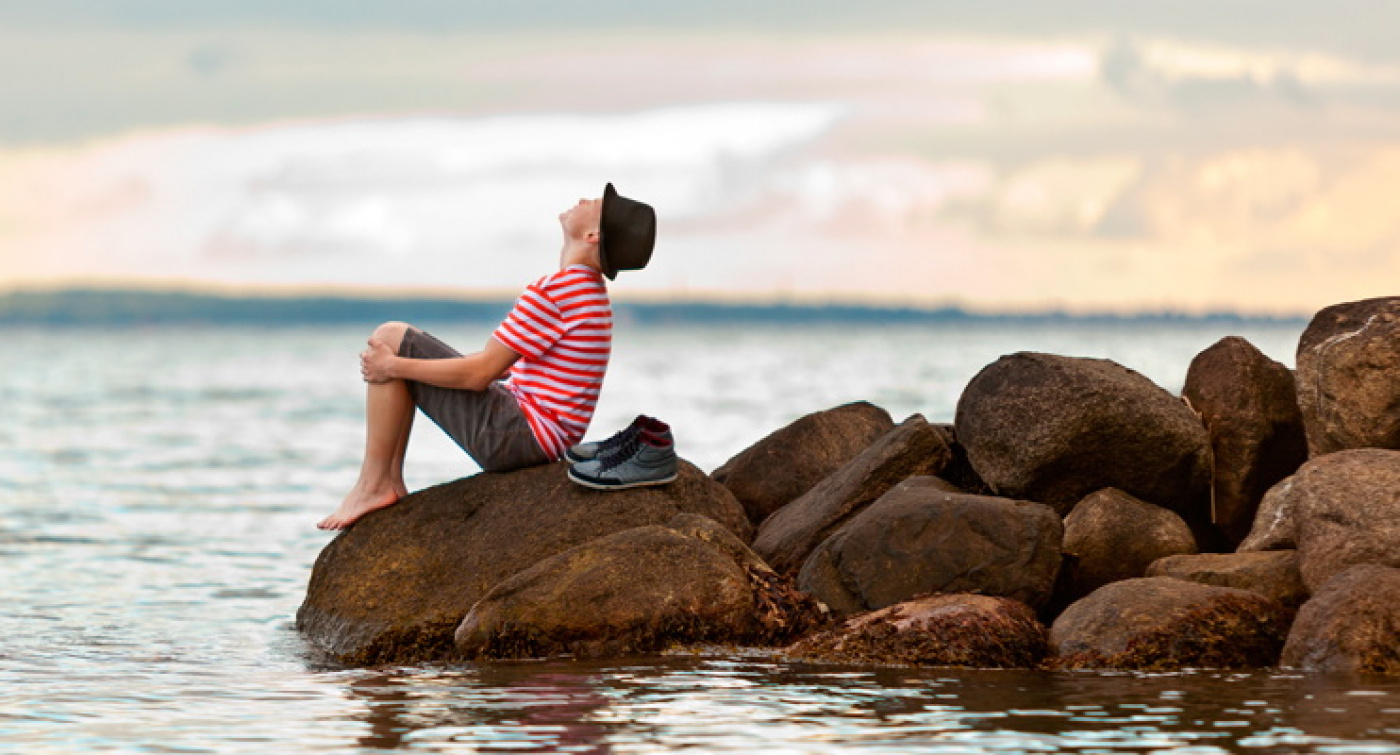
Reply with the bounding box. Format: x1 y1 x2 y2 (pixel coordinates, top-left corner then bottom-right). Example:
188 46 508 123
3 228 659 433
297 296 1400 674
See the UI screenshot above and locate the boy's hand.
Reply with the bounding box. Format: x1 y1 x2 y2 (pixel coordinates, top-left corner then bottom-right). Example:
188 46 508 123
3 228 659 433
360 338 397 383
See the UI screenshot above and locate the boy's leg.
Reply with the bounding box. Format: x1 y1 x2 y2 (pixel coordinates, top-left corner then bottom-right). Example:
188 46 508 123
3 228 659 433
397 330 549 472
318 322 415 530
389 394 414 500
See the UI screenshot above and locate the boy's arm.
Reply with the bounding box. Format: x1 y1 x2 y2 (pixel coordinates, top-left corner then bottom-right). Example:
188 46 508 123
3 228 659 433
362 336 520 391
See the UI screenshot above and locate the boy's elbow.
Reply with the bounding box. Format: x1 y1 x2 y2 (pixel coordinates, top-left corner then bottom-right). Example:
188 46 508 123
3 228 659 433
461 365 496 391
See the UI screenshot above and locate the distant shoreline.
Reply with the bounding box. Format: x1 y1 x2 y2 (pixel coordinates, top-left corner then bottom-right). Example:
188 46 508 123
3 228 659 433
0 289 1309 327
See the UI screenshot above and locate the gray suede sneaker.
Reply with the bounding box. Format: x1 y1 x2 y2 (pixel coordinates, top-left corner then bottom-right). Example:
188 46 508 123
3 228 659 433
565 415 650 464
567 435 678 490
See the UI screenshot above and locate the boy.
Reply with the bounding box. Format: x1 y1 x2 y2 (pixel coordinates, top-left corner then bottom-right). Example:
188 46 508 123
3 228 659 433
317 184 655 530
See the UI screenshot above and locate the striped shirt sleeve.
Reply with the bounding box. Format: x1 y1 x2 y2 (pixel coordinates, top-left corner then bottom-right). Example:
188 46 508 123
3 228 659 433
492 283 565 360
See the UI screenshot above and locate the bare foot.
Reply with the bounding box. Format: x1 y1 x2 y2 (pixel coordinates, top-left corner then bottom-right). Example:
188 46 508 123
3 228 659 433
317 486 401 530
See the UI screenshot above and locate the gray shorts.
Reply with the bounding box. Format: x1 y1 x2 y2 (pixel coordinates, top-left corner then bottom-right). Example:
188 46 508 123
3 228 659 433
399 328 550 473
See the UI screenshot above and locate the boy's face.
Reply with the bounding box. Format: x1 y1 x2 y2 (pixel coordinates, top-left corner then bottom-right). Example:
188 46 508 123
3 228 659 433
559 197 603 241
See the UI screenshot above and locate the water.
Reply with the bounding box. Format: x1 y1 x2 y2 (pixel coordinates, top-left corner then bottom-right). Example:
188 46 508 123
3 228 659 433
5 320 1400 754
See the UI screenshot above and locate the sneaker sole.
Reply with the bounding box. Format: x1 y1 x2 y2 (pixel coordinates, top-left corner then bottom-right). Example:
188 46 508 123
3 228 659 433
566 468 678 491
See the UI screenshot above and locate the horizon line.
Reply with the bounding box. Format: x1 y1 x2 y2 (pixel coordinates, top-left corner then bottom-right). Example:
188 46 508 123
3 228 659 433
0 285 1315 323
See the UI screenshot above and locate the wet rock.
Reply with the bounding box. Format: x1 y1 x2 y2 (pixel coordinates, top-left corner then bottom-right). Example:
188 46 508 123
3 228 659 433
713 402 894 527
954 352 1213 519
1295 297 1400 456
1237 476 1299 552
1048 577 1289 670
1146 550 1308 619
1289 449 1400 592
455 521 824 660
297 460 751 665
1183 336 1308 545
663 513 830 645
1281 564 1400 674
1055 488 1197 607
797 478 1062 616
788 594 1047 669
752 415 952 575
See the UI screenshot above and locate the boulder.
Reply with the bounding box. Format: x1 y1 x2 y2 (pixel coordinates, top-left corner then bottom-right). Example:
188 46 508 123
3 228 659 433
1146 550 1308 619
663 513 829 645
752 415 952 575
1055 488 1197 607
297 460 751 665
1280 564 1400 674
712 402 895 526
455 521 825 660
1289 449 1400 592
1048 577 1289 670
797 478 1062 616
954 352 1213 519
1295 297 1400 456
1237 476 1299 552
1182 336 1308 545
787 594 1047 669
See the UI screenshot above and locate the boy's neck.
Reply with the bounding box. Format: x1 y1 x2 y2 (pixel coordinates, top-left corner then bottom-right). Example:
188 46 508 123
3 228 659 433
559 241 603 273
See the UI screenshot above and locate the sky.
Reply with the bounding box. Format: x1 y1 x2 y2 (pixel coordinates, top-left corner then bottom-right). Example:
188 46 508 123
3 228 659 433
1 1 1398 313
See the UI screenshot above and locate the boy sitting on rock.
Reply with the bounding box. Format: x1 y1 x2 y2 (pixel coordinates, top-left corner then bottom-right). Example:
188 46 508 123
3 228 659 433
317 184 665 530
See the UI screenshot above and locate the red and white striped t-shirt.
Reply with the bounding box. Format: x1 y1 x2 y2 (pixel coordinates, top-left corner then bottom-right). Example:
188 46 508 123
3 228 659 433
492 264 612 459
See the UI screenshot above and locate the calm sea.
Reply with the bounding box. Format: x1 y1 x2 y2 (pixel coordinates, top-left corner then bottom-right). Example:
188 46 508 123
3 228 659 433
4 321 1399 754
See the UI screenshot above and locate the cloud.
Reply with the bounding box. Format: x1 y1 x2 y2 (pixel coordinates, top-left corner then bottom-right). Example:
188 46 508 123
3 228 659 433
0 103 846 289
1100 37 1323 111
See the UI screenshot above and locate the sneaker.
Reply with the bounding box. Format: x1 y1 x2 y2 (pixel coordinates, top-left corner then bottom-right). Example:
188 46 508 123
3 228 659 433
565 415 648 464
568 432 678 490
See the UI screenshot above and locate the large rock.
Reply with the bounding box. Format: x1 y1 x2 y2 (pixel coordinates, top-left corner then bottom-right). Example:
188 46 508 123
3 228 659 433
955 352 1213 519
713 402 894 527
1295 297 1400 456
752 415 952 575
1281 564 1400 674
454 519 825 659
1146 550 1308 619
787 594 1047 669
1048 577 1289 670
1237 476 1299 552
797 478 1062 616
1183 336 1308 545
1289 449 1400 592
297 460 751 665
1055 488 1197 607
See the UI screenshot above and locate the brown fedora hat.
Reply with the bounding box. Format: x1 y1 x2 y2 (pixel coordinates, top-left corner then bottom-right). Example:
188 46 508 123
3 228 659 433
599 183 656 280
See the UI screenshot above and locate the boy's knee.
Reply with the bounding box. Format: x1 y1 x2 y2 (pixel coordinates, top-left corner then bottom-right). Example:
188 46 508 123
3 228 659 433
372 321 412 350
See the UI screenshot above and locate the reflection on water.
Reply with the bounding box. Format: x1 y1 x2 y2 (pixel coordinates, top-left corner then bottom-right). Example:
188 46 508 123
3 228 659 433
347 666 615 753
306 656 1400 754
5 323 1399 753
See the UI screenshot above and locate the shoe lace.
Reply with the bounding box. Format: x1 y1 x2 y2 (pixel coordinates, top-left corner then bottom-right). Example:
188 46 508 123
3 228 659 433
596 429 633 455
594 418 643 455
599 435 642 473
